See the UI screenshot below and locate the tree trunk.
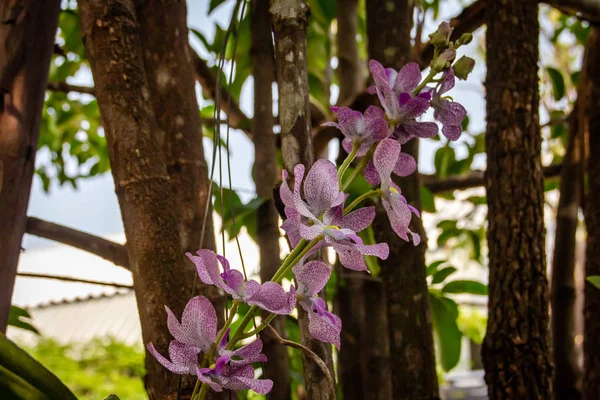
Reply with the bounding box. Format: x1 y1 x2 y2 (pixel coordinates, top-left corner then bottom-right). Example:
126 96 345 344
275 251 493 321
271 1 335 399
0 0 61 332
251 1 291 398
482 1 553 398
583 26 600 400
551 79 585 399
78 2 198 397
367 1 439 399
133 0 216 254
333 1 368 399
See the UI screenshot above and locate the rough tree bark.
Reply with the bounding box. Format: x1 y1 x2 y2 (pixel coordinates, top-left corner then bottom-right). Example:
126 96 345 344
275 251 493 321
583 26 600 400
78 1 199 397
551 59 586 399
333 1 367 399
133 0 216 254
250 1 291 398
367 1 439 399
482 1 553 398
0 0 61 332
271 1 334 399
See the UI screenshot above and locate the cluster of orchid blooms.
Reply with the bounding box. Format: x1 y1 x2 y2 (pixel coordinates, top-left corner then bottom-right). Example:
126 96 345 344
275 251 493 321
148 22 475 398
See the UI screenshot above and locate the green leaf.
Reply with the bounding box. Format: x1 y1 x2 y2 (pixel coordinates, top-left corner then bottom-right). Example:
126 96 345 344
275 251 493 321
8 306 40 335
587 276 600 289
0 365 50 400
429 293 462 371
208 0 227 14
0 332 77 399
420 185 436 213
426 260 446 277
434 146 456 179
547 67 565 101
571 70 581 86
190 28 211 51
104 396 121 400
442 280 488 295
432 266 457 285
461 114 470 132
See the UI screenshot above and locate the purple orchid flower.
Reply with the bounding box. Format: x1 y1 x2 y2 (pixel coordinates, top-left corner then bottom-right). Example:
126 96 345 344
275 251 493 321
368 60 438 144
322 105 389 156
290 160 389 271
371 139 421 245
197 356 273 394
293 259 342 349
186 250 296 315
428 68 467 141
147 296 273 394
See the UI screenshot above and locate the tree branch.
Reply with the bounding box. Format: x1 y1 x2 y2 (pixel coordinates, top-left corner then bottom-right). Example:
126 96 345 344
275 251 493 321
421 163 562 194
17 272 133 289
47 81 96 95
25 217 129 269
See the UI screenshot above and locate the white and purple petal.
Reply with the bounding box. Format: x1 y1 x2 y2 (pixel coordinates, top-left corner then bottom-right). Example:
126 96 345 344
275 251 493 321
244 281 297 315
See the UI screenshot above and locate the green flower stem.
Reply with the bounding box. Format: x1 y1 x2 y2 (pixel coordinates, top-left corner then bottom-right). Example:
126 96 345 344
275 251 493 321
341 146 376 192
412 69 438 96
241 313 277 339
272 238 307 282
338 143 360 185
273 238 320 283
197 383 209 399
343 189 380 215
191 380 202 399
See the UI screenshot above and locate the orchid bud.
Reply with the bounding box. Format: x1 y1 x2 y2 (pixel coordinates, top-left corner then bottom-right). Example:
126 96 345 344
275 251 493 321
432 49 456 72
429 22 452 49
458 33 473 46
453 56 476 80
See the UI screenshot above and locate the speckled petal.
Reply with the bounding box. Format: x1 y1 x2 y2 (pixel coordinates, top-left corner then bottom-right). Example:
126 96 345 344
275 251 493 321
363 160 381 185
181 296 217 351
299 221 325 241
333 242 368 271
228 339 268 365
306 304 342 349
364 105 390 142
393 62 422 94
332 107 364 140
374 139 401 185
304 159 340 215
341 206 375 233
401 95 430 119
439 68 456 95
186 250 226 291
393 152 417 177
147 341 198 375
293 260 331 296
442 124 462 141
356 242 389 260
403 121 439 139
244 281 297 315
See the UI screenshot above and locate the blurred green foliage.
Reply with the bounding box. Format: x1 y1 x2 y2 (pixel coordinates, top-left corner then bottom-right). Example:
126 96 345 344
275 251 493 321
23 338 146 400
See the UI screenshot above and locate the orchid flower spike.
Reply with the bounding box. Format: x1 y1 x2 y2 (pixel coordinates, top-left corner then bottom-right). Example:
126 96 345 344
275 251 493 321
186 250 296 315
293 260 342 349
368 59 438 144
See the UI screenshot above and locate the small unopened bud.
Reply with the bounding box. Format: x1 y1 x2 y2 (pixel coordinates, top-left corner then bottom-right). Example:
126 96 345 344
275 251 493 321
429 22 452 49
432 49 456 72
458 33 473 45
453 56 476 80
